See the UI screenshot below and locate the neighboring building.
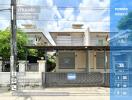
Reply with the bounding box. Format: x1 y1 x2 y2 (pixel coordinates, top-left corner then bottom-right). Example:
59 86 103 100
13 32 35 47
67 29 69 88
22 24 52 46
49 24 110 73
22 26 52 72
26 31 51 46
110 31 132 46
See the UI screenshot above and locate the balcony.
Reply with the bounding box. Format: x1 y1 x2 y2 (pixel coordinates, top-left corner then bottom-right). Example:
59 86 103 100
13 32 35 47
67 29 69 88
56 36 84 46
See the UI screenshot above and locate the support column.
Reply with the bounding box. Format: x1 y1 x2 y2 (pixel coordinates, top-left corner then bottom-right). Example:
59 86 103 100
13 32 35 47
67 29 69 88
86 50 89 72
88 50 91 72
94 50 96 71
104 49 107 85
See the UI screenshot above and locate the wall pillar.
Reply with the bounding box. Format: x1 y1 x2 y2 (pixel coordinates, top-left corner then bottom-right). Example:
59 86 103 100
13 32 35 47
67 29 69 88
37 60 46 87
37 60 46 73
84 28 90 46
18 60 26 73
0 60 2 72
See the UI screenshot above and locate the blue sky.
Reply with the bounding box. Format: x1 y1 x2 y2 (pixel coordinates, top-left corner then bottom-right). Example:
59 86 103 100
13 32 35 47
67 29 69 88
0 0 131 32
0 0 110 44
0 0 110 30
4 0 132 43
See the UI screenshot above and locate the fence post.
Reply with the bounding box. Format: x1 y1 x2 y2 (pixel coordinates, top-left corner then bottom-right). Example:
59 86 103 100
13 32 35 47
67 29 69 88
18 60 26 73
37 60 46 87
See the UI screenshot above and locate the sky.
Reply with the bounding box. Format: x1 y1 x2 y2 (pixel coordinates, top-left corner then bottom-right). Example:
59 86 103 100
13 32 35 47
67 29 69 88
1 0 131 43
110 0 132 34
0 0 110 30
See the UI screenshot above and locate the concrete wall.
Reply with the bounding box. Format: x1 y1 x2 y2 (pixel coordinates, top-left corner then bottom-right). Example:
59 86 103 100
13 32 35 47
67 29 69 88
0 72 10 85
0 60 46 86
0 72 42 86
75 51 86 71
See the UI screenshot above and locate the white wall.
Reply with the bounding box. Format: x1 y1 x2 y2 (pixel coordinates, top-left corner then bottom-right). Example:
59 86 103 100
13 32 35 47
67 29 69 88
0 72 10 85
0 60 46 86
0 72 42 86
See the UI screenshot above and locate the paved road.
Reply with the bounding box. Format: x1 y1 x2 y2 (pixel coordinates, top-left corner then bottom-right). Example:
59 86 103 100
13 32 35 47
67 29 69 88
0 87 110 100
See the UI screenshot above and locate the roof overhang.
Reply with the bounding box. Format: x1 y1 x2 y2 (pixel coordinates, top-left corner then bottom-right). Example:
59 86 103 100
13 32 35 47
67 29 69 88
25 46 132 51
25 31 52 46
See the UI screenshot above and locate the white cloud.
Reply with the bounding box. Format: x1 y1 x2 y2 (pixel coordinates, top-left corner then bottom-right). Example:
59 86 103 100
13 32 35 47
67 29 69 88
0 0 111 44
63 8 74 19
76 0 110 31
46 0 54 7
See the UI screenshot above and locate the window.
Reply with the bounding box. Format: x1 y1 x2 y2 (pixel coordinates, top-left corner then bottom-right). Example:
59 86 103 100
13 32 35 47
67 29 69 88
59 52 75 69
98 39 104 46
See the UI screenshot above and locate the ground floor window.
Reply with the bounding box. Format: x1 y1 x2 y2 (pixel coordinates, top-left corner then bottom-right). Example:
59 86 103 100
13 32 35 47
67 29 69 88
58 52 75 69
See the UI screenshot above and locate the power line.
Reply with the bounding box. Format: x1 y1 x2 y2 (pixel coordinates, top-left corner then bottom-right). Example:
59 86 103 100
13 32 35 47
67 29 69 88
0 19 110 22
0 8 11 11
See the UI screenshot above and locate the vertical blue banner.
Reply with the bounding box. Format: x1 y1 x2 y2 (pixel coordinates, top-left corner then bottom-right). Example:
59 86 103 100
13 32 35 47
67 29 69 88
110 0 132 100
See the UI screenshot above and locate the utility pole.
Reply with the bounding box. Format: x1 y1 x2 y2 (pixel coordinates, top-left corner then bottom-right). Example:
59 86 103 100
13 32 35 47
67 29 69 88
10 0 17 91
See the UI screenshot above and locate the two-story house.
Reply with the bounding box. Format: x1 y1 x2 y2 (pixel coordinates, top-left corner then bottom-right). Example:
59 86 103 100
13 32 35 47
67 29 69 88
49 24 109 73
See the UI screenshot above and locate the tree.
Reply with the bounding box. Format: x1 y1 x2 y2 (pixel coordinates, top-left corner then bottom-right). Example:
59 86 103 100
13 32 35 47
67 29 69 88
118 11 132 41
47 53 56 72
0 28 27 60
118 11 132 30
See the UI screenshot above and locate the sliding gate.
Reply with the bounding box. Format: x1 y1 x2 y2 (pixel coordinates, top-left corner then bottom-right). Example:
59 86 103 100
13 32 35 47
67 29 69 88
42 72 109 87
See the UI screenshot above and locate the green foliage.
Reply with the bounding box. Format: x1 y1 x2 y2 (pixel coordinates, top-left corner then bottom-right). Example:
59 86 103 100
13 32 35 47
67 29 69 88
118 11 132 30
28 49 38 56
47 54 56 63
0 28 27 60
47 53 56 72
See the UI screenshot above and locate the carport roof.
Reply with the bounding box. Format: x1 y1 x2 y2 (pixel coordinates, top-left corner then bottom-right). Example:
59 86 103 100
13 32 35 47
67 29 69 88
24 46 132 51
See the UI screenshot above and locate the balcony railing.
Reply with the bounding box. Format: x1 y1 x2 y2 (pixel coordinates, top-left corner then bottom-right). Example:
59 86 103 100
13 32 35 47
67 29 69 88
56 36 84 46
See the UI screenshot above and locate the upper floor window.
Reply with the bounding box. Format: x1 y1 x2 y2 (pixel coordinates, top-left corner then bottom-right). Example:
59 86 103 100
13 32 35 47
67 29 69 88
97 39 105 46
